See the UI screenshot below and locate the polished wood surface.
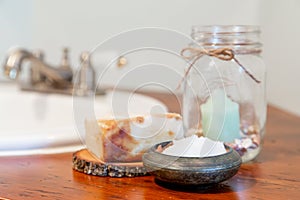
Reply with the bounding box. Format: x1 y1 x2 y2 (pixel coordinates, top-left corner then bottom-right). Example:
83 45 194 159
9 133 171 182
0 92 299 200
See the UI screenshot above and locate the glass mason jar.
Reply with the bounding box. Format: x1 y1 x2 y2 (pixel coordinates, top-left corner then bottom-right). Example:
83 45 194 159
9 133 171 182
182 25 266 162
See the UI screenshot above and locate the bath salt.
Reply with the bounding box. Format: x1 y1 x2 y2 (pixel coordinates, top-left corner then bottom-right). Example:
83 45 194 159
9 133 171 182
162 135 227 157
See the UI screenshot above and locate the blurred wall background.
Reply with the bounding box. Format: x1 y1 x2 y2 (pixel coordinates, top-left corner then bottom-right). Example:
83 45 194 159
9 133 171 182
0 0 299 116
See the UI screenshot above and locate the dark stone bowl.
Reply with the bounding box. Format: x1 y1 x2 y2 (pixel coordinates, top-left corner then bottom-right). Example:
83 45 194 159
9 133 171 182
142 141 242 186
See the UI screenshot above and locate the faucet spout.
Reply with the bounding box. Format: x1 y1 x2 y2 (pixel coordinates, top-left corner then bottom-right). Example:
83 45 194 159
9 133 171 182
3 48 73 88
4 49 31 79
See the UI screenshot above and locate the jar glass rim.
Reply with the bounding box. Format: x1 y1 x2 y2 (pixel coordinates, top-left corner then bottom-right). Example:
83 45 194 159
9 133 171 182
192 25 260 34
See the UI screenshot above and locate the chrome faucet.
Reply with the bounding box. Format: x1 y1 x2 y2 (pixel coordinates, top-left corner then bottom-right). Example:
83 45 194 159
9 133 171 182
3 47 96 95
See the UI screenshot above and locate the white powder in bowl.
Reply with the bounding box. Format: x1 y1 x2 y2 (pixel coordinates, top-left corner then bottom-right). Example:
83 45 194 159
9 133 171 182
162 135 227 157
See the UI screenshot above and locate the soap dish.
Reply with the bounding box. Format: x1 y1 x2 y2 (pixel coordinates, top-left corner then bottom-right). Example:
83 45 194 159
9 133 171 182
142 141 242 186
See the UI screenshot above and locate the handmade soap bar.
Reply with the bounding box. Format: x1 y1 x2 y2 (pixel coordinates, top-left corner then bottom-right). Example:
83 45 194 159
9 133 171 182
201 89 240 142
162 135 226 157
85 113 183 163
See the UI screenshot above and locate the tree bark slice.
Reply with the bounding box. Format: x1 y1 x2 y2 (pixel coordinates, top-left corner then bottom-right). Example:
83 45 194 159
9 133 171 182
72 149 148 177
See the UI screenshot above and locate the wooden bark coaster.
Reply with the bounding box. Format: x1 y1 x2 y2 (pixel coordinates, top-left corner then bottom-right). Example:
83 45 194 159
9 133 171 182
72 149 148 177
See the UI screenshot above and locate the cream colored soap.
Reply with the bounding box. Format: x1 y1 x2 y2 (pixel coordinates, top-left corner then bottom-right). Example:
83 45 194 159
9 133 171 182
85 113 183 163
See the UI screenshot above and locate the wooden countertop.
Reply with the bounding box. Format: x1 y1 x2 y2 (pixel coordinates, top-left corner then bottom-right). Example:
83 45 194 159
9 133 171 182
0 92 299 200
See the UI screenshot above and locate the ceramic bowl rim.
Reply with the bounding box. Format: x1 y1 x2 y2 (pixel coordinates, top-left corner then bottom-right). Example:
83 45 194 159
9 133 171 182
150 140 233 160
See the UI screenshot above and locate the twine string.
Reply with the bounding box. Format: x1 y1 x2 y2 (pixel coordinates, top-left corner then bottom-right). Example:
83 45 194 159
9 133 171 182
177 47 261 89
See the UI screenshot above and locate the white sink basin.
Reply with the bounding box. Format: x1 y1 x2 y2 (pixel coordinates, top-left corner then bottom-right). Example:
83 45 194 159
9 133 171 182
0 83 167 156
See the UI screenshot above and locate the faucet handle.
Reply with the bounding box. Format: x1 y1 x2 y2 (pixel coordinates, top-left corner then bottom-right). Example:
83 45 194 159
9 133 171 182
75 51 95 96
33 50 44 61
60 47 72 70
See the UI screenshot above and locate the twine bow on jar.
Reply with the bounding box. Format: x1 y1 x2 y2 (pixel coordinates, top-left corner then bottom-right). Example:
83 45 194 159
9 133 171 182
178 47 261 88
